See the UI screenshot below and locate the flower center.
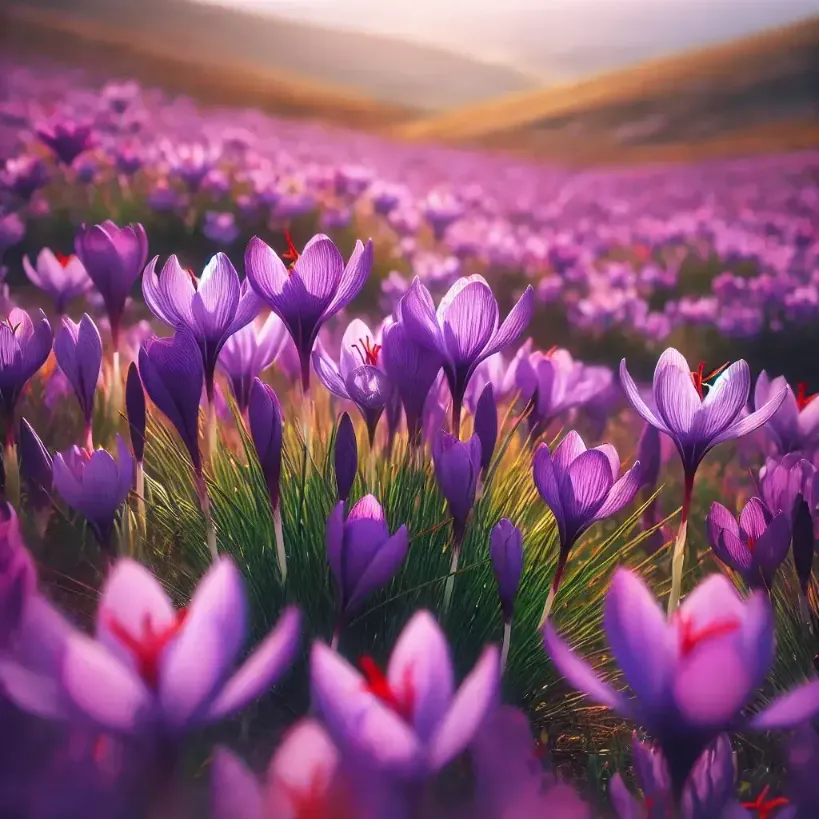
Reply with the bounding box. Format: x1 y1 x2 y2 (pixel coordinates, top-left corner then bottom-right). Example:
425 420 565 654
282 229 300 272
352 336 381 366
56 252 74 268
741 785 789 819
358 655 415 722
796 382 817 411
690 361 729 399
184 268 199 290
545 345 559 358
674 611 740 656
105 609 188 689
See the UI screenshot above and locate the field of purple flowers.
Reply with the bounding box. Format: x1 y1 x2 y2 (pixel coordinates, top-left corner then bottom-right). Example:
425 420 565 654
0 56 818 818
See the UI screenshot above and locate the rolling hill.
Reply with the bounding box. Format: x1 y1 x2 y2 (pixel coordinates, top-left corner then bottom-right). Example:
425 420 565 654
0 0 539 114
392 16 819 163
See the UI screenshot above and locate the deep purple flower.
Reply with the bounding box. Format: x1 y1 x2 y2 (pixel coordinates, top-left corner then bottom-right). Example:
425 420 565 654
399 276 533 437
248 378 283 512
706 498 791 591
490 518 523 623
0 308 53 443
474 383 497 475
36 121 94 166
245 233 373 394
313 319 392 444
381 317 443 445
755 371 819 455
335 411 357 503
138 331 203 475
54 315 102 445
23 249 92 314
18 418 53 513
544 569 819 798
433 430 481 539
0 557 300 734
217 313 287 415
326 494 408 624
311 610 499 777
125 363 146 464
758 455 817 522
533 431 640 618
792 498 815 599
637 422 663 492
75 221 148 347
143 253 261 397
52 435 133 552
421 190 465 240
620 349 786 482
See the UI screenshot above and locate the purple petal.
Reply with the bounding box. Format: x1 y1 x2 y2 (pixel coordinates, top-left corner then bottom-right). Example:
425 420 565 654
191 253 240 340
738 497 772 541
751 680 819 731
691 361 750 441
346 526 409 615
593 462 641 521
438 277 498 366
398 278 445 356
533 444 565 538
710 389 787 447
563 450 614 523
312 347 349 400
619 359 670 433
479 285 534 363
321 239 373 320
654 351 700 436
210 747 263 819
552 430 587 477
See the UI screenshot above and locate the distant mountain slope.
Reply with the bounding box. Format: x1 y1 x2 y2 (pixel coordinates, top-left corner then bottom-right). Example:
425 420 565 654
0 0 539 111
392 17 819 161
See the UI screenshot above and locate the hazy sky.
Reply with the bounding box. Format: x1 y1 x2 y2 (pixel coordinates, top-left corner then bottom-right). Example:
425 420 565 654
192 0 819 77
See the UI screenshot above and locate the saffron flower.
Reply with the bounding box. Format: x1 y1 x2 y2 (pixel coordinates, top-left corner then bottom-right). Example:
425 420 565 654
217 313 287 415
311 610 499 778
706 498 791 592
75 221 148 349
489 518 523 673
53 314 102 450
52 435 133 558
0 558 301 735
36 120 94 166
620 349 786 613
248 379 286 582
245 232 373 395
399 276 533 437
326 494 408 645
142 253 261 400
474 382 498 478
533 430 640 624
312 319 392 446
334 411 358 503
432 430 481 612
544 569 819 799
22 249 91 314
754 371 819 455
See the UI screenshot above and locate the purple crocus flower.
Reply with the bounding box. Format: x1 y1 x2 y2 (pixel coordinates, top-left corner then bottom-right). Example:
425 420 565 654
0 557 300 735
474 382 497 477
533 430 640 623
245 233 373 395
0 308 53 444
311 610 499 778
22 249 92 315
335 411 358 503
381 316 443 446
490 518 523 674
217 313 287 415
326 495 408 639
544 568 819 799
0 155 49 201
125 363 146 465
52 435 133 555
706 498 791 592
36 121 94 166
398 276 533 437
313 320 392 445
54 315 102 449
138 331 203 476
620 348 786 613
142 253 261 399
75 221 148 348
757 455 817 522
755 372 819 455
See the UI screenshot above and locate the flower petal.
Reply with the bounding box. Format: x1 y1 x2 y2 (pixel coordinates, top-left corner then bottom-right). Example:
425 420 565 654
192 253 240 340
619 360 670 433
210 747 263 819
438 277 498 366
751 680 819 730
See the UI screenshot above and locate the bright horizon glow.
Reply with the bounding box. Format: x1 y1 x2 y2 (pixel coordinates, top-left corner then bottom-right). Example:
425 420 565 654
189 0 819 78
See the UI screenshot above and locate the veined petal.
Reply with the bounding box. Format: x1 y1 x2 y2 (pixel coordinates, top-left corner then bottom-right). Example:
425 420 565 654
533 444 565 540
619 360 670 433
593 462 641 521
156 255 197 329
438 277 498 366
479 285 534 363
709 389 788 448
312 348 350 400
552 430 588 477
141 256 177 327
192 253 241 340
398 278 445 357
321 239 373 320
750 680 819 730
210 747 263 819
655 358 700 437
692 361 749 442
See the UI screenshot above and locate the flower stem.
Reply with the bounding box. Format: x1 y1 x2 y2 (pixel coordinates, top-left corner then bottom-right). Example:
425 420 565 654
442 525 464 616
500 619 512 676
451 392 463 440
297 385 311 530
273 502 287 584
197 473 218 562
205 389 218 465
667 473 695 616
109 350 123 421
135 459 146 536
83 421 93 452
538 555 567 628
3 439 19 509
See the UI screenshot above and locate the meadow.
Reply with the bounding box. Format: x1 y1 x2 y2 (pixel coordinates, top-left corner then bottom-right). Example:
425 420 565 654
0 54 818 818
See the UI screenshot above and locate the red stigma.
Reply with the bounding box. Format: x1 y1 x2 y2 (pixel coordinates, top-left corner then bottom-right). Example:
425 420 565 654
690 361 729 399
358 655 415 722
795 382 817 412
56 252 74 267
184 268 198 289
746 537 757 553
674 611 740 656
545 345 559 358
277 767 346 819
742 785 789 819
105 609 188 690
282 229 300 272
352 336 381 366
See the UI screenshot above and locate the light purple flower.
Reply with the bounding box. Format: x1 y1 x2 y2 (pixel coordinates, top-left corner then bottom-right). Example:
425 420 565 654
23 249 92 314
755 372 819 455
